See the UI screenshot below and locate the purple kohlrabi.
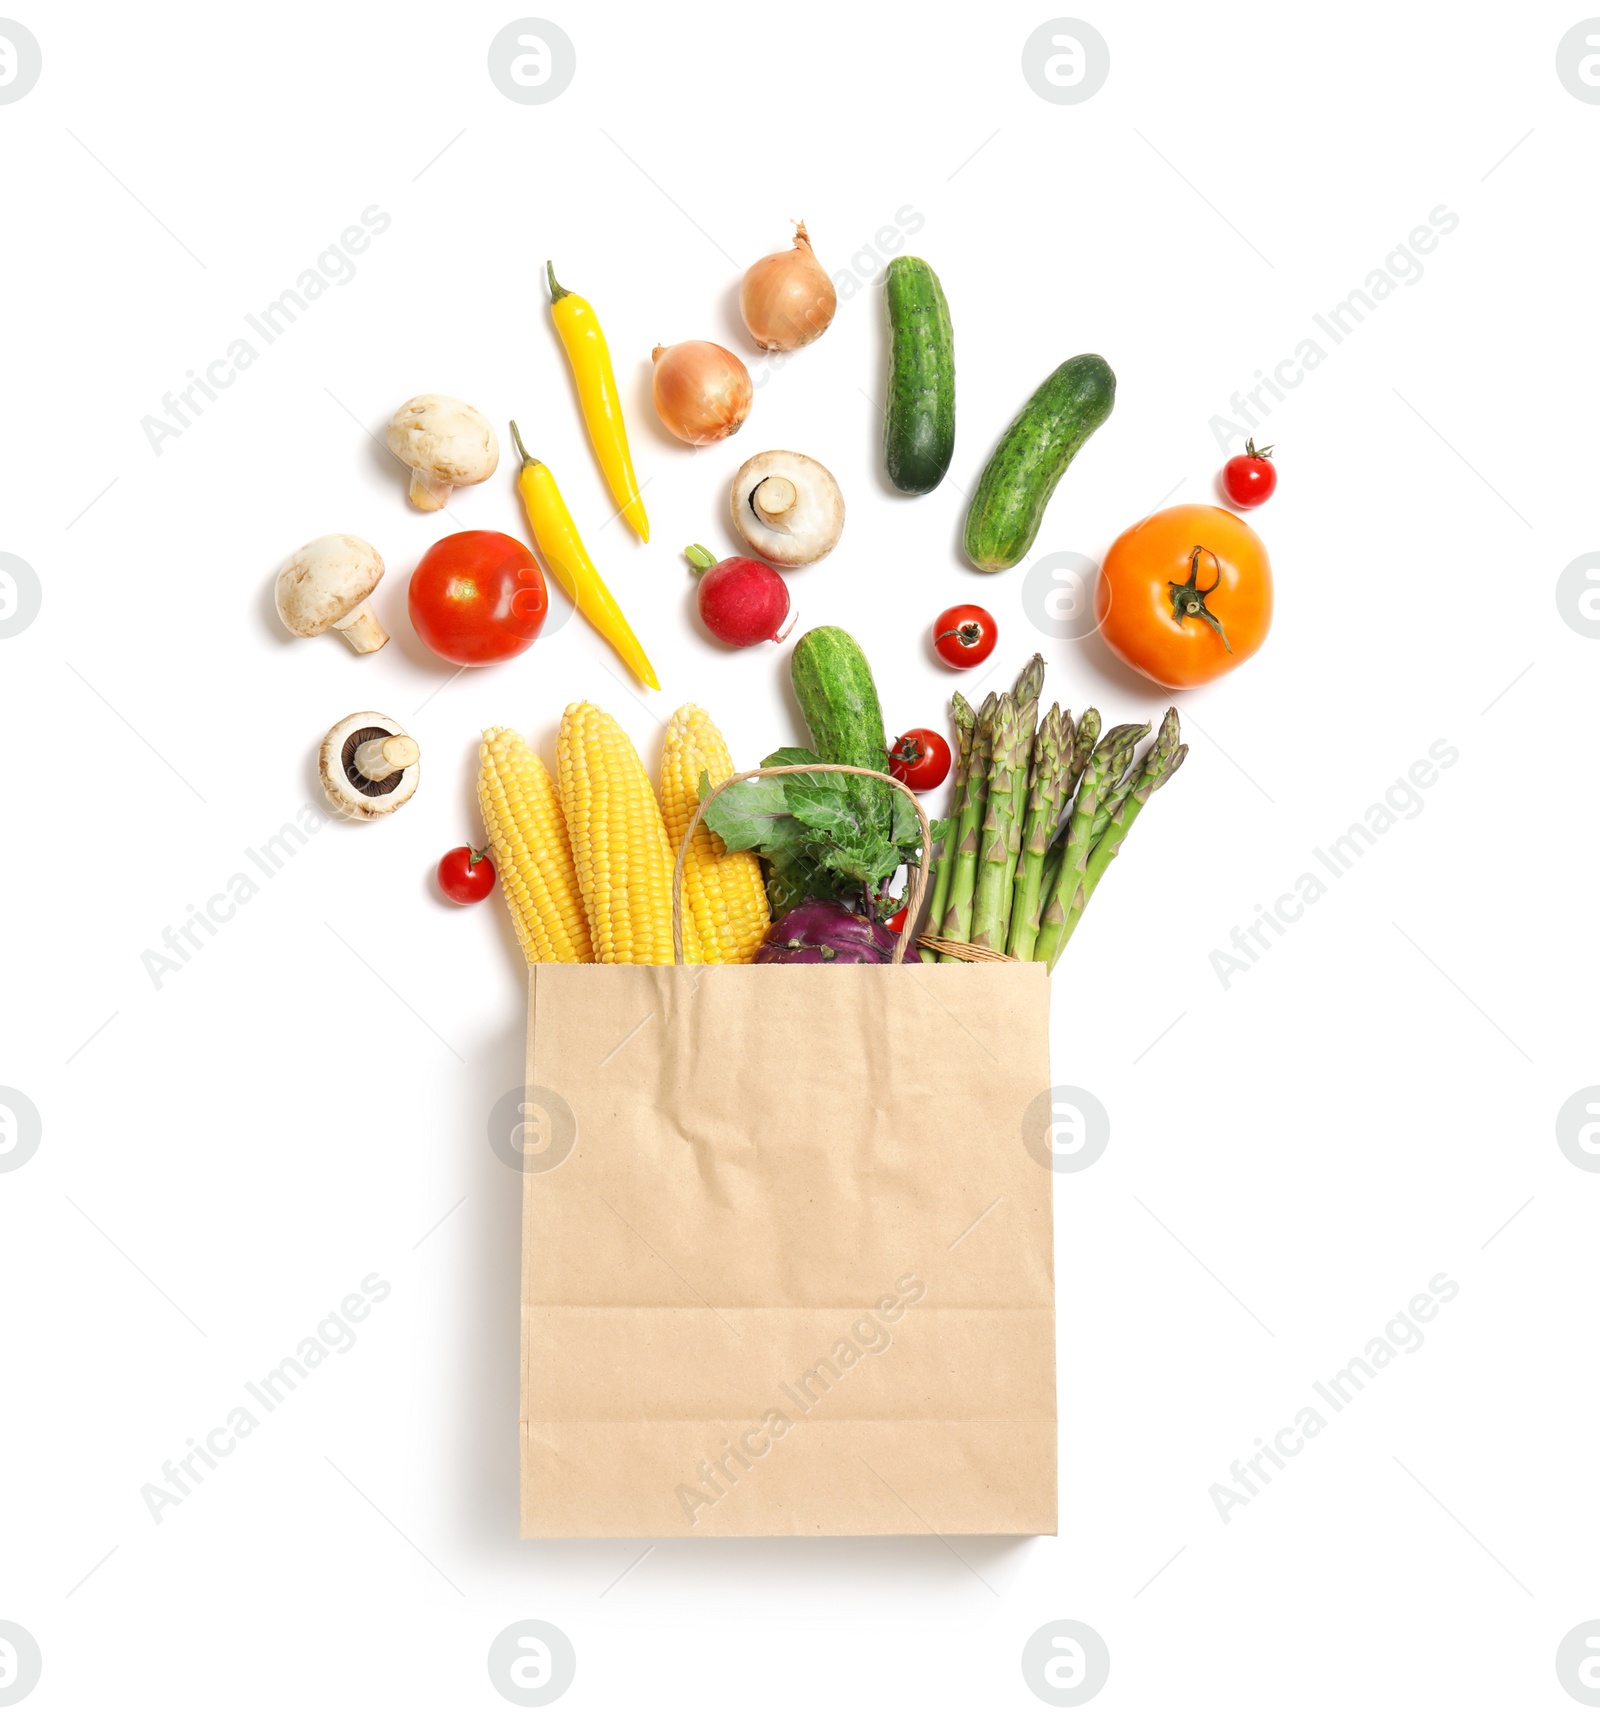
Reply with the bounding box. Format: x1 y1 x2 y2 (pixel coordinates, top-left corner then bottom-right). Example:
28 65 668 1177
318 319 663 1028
751 899 902 964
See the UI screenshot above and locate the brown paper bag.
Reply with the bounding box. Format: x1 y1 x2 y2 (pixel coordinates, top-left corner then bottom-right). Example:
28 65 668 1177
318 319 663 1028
519 767 1056 1538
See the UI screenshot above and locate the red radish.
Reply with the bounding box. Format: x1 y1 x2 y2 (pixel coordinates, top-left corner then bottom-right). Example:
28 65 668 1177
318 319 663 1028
684 543 793 647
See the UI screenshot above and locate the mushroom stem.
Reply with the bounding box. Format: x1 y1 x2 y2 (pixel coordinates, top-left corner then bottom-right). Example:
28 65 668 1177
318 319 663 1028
752 475 798 528
354 734 420 780
408 469 453 511
333 600 390 654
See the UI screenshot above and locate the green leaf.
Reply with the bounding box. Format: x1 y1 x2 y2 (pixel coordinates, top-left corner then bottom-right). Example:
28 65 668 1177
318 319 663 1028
889 787 925 847
786 779 859 835
699 773 796 853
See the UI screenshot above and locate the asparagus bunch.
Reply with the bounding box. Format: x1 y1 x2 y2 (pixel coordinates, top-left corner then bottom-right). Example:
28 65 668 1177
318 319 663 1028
916 656 1186 970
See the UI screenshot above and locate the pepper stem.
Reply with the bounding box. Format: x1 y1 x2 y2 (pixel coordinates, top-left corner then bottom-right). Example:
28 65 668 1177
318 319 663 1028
1168 544 1233 653
684 544 718 576
545 260 571 303
509 420 537 469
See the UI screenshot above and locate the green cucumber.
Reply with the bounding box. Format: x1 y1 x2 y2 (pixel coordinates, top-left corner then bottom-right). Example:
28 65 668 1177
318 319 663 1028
790 625 891 838
883 256 955 495
963 354 1116 573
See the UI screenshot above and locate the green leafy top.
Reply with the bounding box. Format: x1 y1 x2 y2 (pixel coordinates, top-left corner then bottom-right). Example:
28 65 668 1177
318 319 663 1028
699 748 937 920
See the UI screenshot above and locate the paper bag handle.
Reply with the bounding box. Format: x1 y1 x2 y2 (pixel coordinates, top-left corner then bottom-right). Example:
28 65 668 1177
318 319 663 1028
672 764 932 965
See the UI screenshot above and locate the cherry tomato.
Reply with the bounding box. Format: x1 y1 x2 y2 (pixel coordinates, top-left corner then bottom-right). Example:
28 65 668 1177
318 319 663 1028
1098 505 1272 689
437 845 497 904
932 603 997 670
1220 440 1276 509
884 907 909 933
408 530 547 666
889 728 952 791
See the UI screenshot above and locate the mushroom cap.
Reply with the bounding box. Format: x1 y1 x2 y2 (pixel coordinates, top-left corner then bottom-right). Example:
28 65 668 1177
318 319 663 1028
384 394 499 487
275 535 385 637
319 711 421 820
729 450 845 566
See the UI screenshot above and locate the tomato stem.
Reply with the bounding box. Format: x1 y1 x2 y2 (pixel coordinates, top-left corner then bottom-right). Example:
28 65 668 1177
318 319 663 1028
1245 439 1274 459
470 846 491 867
1169 545 1233 652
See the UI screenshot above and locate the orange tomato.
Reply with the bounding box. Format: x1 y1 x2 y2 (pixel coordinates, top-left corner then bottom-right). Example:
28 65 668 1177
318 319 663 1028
1098 505 1273 688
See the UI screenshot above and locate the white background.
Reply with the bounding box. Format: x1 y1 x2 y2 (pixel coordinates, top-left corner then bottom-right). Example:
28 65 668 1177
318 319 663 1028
3 0 1597 1718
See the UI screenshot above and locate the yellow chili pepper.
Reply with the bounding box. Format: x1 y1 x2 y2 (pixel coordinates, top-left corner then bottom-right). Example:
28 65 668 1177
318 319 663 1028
545 261 650 543
510 422 659 690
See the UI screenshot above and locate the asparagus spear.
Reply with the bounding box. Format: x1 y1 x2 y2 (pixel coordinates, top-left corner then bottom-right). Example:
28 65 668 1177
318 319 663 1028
1033 721 1148 969
920 692 976 962
1061 707 1100 802
968 693 1022 951
1012 652 1045 706
997 654 1045 937
937 692 997 955
1055 711 1186 955
1008 705 1069 960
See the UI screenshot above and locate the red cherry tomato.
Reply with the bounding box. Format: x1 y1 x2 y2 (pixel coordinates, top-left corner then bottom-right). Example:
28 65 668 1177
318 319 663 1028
408 531 548 665
437 846 497 903
889 728 952 791
1220 440 1277 509
932 603 997 669
884 907 908 933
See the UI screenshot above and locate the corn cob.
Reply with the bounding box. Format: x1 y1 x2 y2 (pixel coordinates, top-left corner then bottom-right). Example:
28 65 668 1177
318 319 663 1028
477 728 594 964
557 702 695 964
659 704 768 964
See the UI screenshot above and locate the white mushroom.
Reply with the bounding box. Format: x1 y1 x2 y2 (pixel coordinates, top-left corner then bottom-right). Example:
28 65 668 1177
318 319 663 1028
275 535 388 653
384 394 499 511
729 450 845 566
319 711 421 820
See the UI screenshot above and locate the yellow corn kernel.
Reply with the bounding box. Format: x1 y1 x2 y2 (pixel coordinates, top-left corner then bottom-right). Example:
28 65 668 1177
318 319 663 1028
557 702 695 964
660 705 768 964
478 728 594 965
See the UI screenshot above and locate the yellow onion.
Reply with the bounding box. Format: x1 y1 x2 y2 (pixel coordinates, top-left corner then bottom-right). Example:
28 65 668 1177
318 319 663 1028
739 221 837 352
651 340 753 445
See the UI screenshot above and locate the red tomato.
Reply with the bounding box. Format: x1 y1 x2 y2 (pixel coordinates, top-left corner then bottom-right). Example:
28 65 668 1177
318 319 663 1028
889 728 952 791
1220 440 1277 509
409 531 547 665
884 907 909 933
932 603 997 669
437 846 496 904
